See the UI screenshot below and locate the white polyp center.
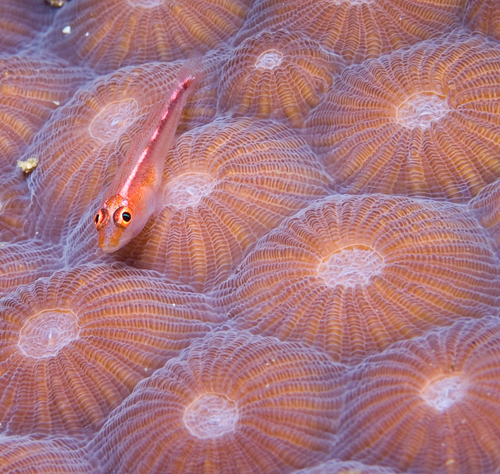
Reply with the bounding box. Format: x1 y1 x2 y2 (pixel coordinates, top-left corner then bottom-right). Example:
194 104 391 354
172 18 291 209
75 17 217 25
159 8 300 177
255 50 284 70
127 0 163 7
18 310 80 358
319 245 384 287
184 393 238 439
164 173 214 208
397 92 448 128
89 99 138 142
422 375 466 412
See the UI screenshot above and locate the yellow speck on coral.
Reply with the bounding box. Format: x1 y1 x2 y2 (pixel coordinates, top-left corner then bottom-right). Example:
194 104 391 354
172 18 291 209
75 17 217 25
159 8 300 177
17 157 39 174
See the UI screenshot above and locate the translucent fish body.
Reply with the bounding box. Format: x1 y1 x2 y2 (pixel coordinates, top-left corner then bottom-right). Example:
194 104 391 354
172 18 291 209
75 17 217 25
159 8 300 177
94 63 198 253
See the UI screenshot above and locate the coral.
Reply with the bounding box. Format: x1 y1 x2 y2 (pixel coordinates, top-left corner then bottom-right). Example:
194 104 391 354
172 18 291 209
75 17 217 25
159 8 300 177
178 47 231 133
335 317 500 473
0 264 219 437
296 459 399 474
0 55 92 171
0 173 30 242
0 436 98 474
307 32 500 203
469 179 500 247
0 0 54 54
219 29 341 127
463 0 500 41
1 0 500 472
45 0 251 73
237 0 464 63
115 117 331 291
24 61 187 241
0 241 62 297
216 194 500 363
92 330 345 473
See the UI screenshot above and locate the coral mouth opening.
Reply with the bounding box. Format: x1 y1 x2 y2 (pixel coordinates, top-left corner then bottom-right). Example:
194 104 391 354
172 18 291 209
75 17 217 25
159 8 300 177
183 393 239 439
164 173 215 208
127 0 163 7
18 309 80 358
397 92 449 128
319 245 384 287
422 374 466 412
255 50 284 70
89 99 139 142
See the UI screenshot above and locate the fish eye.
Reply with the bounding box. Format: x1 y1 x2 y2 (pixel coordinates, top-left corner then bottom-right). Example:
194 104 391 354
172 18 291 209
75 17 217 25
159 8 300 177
114 206 133 228
94 209 108 231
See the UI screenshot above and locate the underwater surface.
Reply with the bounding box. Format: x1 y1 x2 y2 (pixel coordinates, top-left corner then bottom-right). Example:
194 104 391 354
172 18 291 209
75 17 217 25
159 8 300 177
1 0 500 472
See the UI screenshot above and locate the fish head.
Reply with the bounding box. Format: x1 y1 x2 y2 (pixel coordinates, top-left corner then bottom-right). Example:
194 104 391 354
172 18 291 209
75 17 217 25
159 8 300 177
94 194 144 253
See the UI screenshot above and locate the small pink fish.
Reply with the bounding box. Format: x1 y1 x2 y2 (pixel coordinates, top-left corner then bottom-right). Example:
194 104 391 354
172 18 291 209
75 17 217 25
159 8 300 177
94 60 199 253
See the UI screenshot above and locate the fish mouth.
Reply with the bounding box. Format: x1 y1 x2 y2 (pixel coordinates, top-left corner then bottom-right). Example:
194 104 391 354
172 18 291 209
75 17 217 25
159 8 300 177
98 237 120 254
99 244 118 254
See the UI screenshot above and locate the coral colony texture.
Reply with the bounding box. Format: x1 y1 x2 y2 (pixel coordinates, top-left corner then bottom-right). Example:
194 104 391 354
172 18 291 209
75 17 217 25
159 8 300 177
2 0 500 473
